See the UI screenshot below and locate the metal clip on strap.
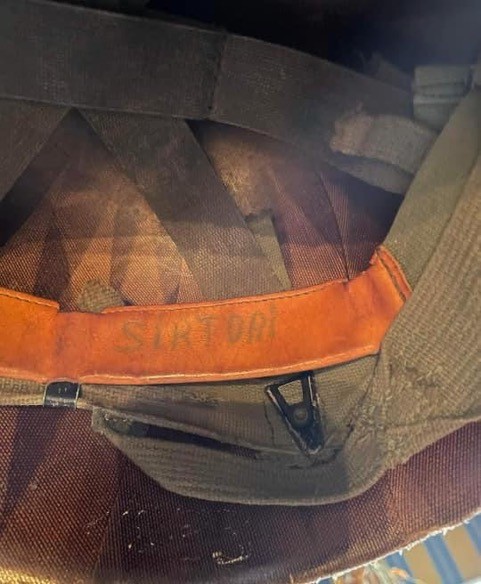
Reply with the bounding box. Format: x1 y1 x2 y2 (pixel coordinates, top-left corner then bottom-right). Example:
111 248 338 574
267 373 324 455
44 381 80 408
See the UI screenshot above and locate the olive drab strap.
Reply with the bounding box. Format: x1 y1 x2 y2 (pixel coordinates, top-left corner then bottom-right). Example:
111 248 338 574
330 114 436 176
0 101 67 203
385 90 481 286
0 0 428 193
245 212 292 290
413 65 476 130
83 112 284 299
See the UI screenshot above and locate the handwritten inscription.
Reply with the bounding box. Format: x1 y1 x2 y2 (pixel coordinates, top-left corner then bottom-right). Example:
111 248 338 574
114 306 277 353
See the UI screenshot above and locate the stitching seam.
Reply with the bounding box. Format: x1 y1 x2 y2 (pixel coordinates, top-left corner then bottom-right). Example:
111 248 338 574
376 248 412 302
77 345 380 381
102 275 358 314
0 289 57 308
0 252 402 314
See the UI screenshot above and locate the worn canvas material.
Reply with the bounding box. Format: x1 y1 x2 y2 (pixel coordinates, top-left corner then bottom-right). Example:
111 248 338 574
89 92 481 505
0 1 479 582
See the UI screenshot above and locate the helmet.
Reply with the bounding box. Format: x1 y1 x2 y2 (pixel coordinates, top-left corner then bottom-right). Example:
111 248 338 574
0 1 479 582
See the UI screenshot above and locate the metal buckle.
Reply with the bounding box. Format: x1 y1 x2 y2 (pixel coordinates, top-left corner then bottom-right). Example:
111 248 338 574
266 372 324 455
44 381 80 408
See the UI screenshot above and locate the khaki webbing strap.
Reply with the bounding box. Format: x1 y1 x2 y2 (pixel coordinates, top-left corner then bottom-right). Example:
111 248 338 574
0 247 409 386
77 280 125 314
0 101 67 203
0 0 412 192
210 36 411 193
83 112 283 299
414 65 473 98
246 213 292 290
330 113 436 176
386 90 481 286
413 65 473 130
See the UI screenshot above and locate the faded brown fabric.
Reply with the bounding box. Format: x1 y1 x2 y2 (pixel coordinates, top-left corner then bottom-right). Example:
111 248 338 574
0 408 124 584
0 407 477 584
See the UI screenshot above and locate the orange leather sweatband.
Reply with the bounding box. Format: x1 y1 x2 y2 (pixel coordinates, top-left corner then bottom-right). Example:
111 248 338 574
0 247 410 385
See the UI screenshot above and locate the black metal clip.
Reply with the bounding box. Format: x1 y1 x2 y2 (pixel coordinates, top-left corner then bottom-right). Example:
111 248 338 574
44 381 80 408
266 372 324 455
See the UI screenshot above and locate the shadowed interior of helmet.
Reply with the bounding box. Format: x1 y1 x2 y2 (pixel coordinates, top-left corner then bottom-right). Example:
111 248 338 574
0 2 479 582
0 109 401 309
0 106 411 584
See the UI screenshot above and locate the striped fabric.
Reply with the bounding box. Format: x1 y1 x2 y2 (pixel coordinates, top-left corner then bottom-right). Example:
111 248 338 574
320 515 481 584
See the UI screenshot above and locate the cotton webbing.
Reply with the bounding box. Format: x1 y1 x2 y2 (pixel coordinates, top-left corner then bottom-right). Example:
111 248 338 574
246 212 292 290
0 0 223 119
365 91 481 465
84 111 283 298
0 110 199 308
385 90 481 286
209 35 412 193
413 65 473 130
0 0 414 192
77 280 125 313
330 113 436 176
0 100 66 203
193 121 403 285
82 353 375 456
92 356 379 505
0 378 44 407
90 89 481 505
415 65 473 98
